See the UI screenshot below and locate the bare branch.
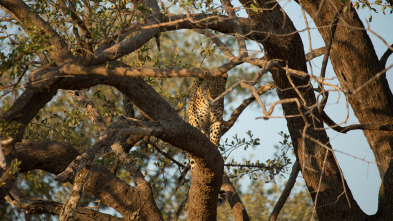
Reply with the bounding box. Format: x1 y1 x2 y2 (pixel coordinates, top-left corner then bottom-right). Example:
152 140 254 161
148 140 185 169
380 43 393 68
59 169 90 221
317 10 341 115
172 191 189 221
223 83 275 134
305 47 327 61
321 111 393 133
269 161 300 221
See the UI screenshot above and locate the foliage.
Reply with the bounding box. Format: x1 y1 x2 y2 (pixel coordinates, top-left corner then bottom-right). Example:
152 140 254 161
0 0 391 219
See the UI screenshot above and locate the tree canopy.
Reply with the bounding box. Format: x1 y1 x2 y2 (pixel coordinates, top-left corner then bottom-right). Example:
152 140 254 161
0 0 392 220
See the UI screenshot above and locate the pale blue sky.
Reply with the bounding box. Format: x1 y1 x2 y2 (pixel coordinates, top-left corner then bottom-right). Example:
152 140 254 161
222 0 393 215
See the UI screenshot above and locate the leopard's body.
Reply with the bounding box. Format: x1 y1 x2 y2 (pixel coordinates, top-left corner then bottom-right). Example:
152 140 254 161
188 76 227 168
188 76 228 206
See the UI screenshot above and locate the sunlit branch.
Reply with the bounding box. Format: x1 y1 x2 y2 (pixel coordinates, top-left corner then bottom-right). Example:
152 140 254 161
111 140 146 184
61 60 239 78
59 169 90 221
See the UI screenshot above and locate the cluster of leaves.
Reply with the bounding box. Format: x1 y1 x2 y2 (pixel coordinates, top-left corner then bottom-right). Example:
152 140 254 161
351 0 393 21
221 131 292 181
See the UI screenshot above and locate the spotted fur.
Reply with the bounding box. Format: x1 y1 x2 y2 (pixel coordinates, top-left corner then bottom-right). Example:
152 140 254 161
188 76 227 167
188 76 227 206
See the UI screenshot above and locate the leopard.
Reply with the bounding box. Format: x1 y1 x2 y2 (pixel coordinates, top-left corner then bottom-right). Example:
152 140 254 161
188 76 227 147
188 75 228 206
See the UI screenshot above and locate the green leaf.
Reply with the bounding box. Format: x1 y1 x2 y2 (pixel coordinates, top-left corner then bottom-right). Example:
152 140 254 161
250 4 259 13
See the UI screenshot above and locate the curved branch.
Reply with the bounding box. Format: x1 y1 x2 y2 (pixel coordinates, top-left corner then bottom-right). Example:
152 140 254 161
221 175 250 221
380 43 393 68
222 83 275 134
321 110 393 133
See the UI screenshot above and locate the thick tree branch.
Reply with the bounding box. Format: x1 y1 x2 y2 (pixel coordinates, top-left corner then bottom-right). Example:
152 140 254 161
239 0 363 219
59 169 90 221
61 60 239 79
299 2 393 215
221 175 250 221
4 70 223 218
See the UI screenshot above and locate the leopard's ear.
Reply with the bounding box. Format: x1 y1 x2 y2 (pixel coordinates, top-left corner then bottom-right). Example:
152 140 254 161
222 72 229 78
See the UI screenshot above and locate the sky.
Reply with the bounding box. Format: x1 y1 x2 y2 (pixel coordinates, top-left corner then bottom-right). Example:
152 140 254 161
222 0 393 215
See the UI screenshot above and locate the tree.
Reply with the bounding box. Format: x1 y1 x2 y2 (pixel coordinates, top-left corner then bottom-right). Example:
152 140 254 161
0 0 392 220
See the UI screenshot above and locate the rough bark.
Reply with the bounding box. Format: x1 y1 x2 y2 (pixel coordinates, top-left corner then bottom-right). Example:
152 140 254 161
236 0 365 219
300 0 393 218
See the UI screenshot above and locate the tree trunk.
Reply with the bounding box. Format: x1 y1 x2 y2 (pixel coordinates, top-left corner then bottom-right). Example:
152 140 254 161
238 0 366 219
300 0 393 217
